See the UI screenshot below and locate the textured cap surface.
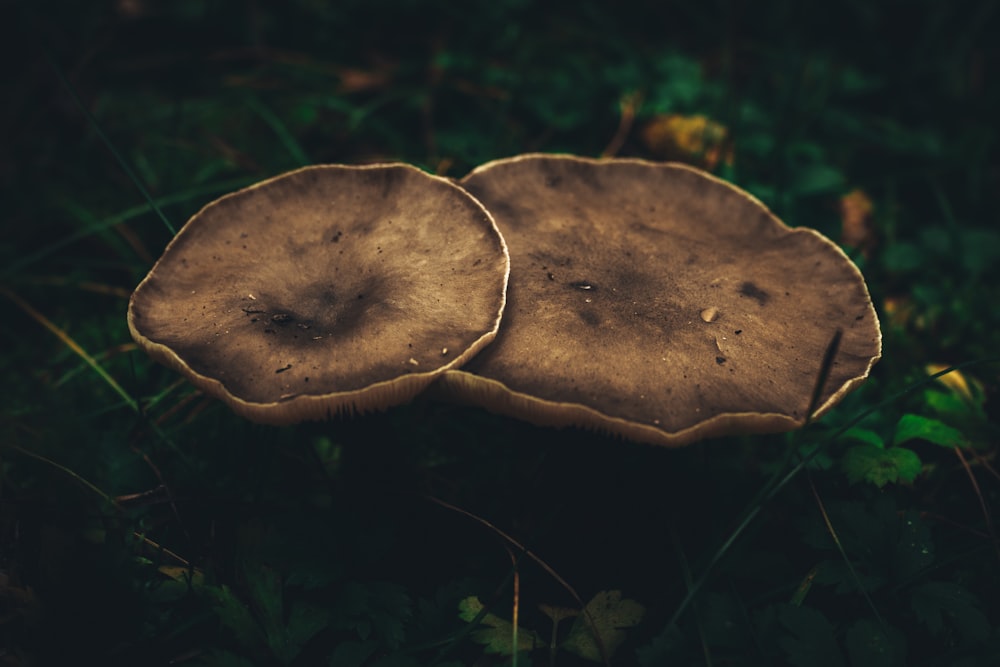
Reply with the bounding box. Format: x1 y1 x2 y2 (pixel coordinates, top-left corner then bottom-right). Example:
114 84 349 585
438 154 881 445
128 163 509 424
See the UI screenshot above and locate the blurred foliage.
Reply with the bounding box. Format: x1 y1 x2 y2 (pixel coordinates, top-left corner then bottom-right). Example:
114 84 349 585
2 0 999 665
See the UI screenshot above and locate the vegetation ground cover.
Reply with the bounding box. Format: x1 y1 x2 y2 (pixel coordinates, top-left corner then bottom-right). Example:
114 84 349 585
3 1 999 665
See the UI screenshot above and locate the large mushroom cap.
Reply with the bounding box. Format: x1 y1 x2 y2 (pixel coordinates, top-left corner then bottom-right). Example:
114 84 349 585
438 154 881 446
128 163 509 424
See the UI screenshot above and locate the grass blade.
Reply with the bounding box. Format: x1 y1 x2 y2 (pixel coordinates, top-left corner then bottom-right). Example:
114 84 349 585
246 96 311 167
38 39 176 236
2 286 137 413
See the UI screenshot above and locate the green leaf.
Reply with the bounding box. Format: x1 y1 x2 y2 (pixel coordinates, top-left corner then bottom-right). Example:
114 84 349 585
647 52 708 110
911 582 991 642
841 427 885 449
796 440 835 471
410 579 481 646
330 582 413 650
893 511 935 580
804 502 933 590
790 163 845 196
209 565 330 665
635 623 686 666
893 414 966 448
924 388 985 424
881 241 925 273
561 590 645 662
204 584 264 650
777 604 847 667
845 618 906 667
959 228 1000 275
246 565 285 652
458 596 542 655
814 560 885 594
838 67 883 95
699 592 753 650
919 226 955 256
277 603 331 664
842 444 922 487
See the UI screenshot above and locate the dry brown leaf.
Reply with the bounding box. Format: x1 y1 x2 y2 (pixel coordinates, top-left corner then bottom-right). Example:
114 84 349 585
839 188 876 257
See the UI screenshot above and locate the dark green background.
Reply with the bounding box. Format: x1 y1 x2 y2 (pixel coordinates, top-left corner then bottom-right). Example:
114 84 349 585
2 1 998 665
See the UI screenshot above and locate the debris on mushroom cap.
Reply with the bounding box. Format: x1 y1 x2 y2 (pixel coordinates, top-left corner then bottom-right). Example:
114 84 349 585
436 153 882 446
127 163 509 424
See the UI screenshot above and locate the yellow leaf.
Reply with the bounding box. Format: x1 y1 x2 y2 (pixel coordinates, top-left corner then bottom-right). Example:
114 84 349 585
926 364 980 403
562 590 645 662
458 596 541 654
539 603 579 623
640 114 732 169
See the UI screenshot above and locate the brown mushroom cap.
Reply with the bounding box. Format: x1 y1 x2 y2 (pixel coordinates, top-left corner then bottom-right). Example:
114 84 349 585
437 154 881 446
128 163 509 424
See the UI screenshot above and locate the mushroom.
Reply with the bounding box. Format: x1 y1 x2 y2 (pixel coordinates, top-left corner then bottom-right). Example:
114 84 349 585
436 154 881 446
128 163 509 424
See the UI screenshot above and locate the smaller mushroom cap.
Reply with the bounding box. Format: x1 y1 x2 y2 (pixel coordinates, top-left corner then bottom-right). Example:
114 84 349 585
128 163 509 424
437 154 881 446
